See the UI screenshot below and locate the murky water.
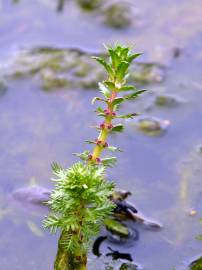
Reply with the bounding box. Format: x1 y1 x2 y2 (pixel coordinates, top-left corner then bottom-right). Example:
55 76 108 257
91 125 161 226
0 0 202 269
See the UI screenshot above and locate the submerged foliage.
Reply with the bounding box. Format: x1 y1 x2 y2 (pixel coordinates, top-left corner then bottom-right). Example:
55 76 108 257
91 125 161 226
43 162 114 253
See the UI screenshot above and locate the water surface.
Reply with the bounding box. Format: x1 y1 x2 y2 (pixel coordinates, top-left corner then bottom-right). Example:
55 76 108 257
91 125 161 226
0 1 202 269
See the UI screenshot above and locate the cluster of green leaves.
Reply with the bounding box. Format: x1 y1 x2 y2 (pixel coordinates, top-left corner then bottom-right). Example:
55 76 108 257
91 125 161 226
43 162 114 253
92 45 145 109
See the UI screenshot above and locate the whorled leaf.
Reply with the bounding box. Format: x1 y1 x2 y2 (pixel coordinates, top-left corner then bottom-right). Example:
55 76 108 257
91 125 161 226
117 113 138 119
95 106 105 116
124 90 146 100
44 162 115 252
111 124 124 133
116 61 129 82
98 82 111 98
127 53 142 63
91 96 106 105
104 81 115 91
111 97 124 107
119 85 136 91
74 150 90 161
92 56 113 78
107 146 123 152
102 157 117 167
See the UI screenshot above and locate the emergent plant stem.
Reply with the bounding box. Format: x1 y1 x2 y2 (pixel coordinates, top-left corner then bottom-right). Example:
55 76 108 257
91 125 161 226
92 90 117 162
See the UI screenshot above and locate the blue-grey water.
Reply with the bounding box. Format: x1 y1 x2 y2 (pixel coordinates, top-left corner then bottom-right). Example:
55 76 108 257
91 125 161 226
0 0 202 269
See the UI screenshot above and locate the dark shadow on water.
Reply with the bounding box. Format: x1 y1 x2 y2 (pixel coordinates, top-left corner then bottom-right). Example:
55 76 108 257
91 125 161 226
92 236 133 261
57 0 66 12
106 247 133 262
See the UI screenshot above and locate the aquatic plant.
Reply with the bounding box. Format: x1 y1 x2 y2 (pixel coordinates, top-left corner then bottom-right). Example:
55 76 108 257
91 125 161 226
43 44 145 270
189 256 202 270
102 2 132 29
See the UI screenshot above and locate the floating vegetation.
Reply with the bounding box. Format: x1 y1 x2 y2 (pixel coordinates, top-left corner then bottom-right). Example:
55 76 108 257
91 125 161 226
104 219 129 238
104 217 139 244
2 47 166 92
102 2 132 29
196 235 202 241
40 70 70 91
106 226 138 244
130 63 165 84
137 117 170 136
155 94 180 107
4 48 105 90
119 262 139 270
77 0 102 10
76 0 136 29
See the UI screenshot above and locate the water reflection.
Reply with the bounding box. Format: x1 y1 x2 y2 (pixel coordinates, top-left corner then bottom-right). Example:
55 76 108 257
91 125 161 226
1 0 202 269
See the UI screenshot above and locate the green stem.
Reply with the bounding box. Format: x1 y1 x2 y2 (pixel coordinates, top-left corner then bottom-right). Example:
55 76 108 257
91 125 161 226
54 231 69 270
54 231 87 270
92 90 117 161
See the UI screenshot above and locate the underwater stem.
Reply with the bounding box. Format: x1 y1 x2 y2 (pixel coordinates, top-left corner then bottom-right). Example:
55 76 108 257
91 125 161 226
54 231 87 270
54 231 69 270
